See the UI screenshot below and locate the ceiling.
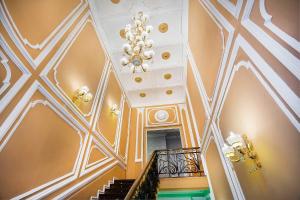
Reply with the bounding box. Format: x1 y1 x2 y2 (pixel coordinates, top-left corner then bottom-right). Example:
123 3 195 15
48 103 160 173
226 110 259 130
89 0 188 107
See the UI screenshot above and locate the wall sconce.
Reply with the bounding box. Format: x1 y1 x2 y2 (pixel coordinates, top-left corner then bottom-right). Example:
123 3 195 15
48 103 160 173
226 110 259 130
111 104 120 116
222 132 262 172
72 86 93 105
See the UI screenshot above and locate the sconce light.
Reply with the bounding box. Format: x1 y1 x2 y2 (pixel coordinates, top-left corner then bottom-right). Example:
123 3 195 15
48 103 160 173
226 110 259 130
222 132 262 172
111 104 120 115
72 86 93 105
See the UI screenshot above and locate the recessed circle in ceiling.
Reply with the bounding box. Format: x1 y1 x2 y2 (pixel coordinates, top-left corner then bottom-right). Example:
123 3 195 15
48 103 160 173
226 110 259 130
164 73 172 80
134 77 142 83
111 0 120 4
159 23 168 33
162 52 170 60
166 90 173 95
139 92 146 98
120 29 125 38
154 110 169 122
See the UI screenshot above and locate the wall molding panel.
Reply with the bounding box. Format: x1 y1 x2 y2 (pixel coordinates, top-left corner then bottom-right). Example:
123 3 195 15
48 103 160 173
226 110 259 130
134 108 144 163
217 0 243 19
241 0 300 81
0 0 88 68
0 34 31 113
40 11 108 127
0 81 89 200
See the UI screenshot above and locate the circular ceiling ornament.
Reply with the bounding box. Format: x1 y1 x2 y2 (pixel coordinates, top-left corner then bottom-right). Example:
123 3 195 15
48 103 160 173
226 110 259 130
159 23 168 33
134 77 142 83
166 90 173 95
139 92 146 97
119 29 125 38
164 73 172 80
162 52 170 60
111 0 120 4
154 110 169 122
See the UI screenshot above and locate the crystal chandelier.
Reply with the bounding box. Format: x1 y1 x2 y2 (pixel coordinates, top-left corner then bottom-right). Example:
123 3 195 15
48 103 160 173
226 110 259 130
120 11 154 73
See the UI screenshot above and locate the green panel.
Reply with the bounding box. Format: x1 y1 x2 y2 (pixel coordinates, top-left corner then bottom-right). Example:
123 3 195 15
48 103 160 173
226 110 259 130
158 189 210 200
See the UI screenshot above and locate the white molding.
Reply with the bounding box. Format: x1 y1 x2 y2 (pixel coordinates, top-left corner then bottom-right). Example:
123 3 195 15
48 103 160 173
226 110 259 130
115 94 125 154
214 34 300 132
178 104 189 148
40 11 107 127
125 107 132 164
217 0 243 19
0 81 89 200
0 0 88 68
259 0 300 53
80 135 114 177
145 105 180 127
0 34 31 113
200 153 215 200
199 0 235 110
90 177 117 199
53 161 119 200
182 104 196 147
134 108 144 163
241 0 300 80
186 88 202 147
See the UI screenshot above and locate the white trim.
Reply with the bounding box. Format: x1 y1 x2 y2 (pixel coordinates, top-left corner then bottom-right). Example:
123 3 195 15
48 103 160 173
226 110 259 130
214 35 300 132
178 104 189 148
182 104 196 147
241 0 300 80
125 107 132 164
134 108 144 162
259 0 300 53
40 12 107 127
0 34 31 113
80 135 114 177
145 105 180 127
53 161 119 200
217 0 243 19
0 0 87 68
186 88 202 147
0 81 89 200
115 94 125 154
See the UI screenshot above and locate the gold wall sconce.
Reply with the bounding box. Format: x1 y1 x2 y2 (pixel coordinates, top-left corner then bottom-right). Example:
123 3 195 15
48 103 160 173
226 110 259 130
111 104 121 115
222 132 262 172
72 86 93 105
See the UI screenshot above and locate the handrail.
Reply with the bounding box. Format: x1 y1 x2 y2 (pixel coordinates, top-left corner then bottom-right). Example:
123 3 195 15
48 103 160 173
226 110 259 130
125 150 158 200
125 147 204 199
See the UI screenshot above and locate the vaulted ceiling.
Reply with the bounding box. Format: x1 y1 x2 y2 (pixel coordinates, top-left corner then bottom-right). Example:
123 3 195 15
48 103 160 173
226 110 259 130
89 0 188 107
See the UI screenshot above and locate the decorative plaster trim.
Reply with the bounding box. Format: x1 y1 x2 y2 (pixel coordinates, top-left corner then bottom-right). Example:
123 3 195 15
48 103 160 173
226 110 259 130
53 161 119 200
199 0 235 110
0 81 88 200
145 105 180 127
115 94 125 154
40 12 107 127
259 0 300 53
214 35 300 132
185 88 202 147
80 135 114 177
125 107 132 164
217 0 243 19
178 104 189 148
241 0 300 80
0 34 31 113
0 0 88 68
135 108 144 163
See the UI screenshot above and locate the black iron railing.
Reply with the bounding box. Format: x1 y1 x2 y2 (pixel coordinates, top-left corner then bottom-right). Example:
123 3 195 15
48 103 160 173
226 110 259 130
125 147 204 200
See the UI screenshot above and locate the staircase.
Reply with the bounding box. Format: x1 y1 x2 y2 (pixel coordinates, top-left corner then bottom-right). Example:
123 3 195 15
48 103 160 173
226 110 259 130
94 179 135 200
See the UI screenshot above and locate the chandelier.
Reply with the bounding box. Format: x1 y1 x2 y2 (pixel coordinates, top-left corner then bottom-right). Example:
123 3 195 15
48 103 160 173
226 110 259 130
120 11 154 73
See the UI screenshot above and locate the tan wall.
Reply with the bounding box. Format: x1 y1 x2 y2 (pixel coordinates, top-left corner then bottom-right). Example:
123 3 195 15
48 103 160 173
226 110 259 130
0 1 127 199
188 0 300 199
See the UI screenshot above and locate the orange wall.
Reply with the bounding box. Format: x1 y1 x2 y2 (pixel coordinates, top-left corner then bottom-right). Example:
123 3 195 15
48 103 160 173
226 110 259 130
0 1 127 199
187 0 300 199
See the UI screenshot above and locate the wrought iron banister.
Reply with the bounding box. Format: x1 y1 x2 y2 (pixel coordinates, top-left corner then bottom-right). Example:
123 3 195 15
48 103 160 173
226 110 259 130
125 147 204 200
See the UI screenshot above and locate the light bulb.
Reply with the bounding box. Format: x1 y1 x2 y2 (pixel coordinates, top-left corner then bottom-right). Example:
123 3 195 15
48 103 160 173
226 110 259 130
83 92 93 102
142 63 149 71
134 20 142 27
222 144 235 158
123 43 131 51
120 57 129 66
125 24 131 32
137 40 145 47
141 31 148 40
145 39 154 48
146 25 153 33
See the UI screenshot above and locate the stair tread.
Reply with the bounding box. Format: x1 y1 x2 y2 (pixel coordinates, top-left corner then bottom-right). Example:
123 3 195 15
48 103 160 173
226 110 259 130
96 179 135 200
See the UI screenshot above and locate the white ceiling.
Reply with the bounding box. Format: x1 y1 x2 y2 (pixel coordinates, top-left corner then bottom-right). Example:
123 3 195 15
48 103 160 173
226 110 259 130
89 0 188 107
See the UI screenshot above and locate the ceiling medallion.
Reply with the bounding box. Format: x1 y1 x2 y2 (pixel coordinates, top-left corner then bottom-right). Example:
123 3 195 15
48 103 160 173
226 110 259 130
166 90 173 95
120 11 154 73
111 0 120 4
140 92 146 97
154 110 169 122
164 73 172 80
134 77 142 83
119 29 125 38
162 52 170 60
159 23 168 33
